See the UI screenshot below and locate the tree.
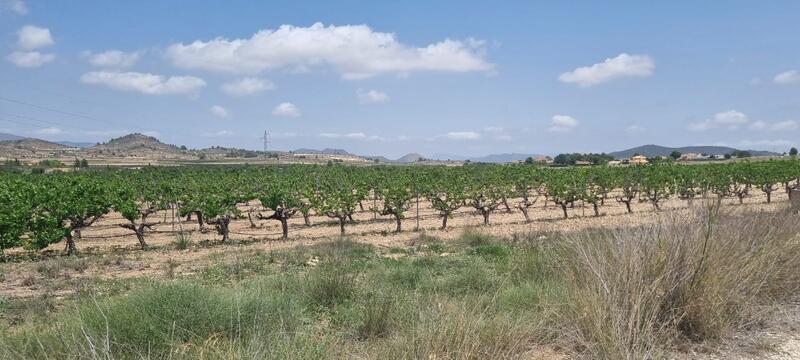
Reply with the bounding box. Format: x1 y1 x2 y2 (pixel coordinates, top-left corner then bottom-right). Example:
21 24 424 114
464 169 507 225
0 176 31 252
257 180 302 240
669 151 682 160
546 170 583 219
372 176 414 233
28 175 111 254
640 165 672 210
112 177 162 250
201 190 242 242
426 172 467 229
510 166 542 222
615 167 640 213
310 171 361 235
790 147 798 157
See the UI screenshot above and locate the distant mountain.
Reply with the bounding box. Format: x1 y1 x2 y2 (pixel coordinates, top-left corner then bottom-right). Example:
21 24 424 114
431 152 547 163
467 153 548 163
0 133 24 141
56 141 94 148
610 144 779 159
293 148 352 156
396 153 425 163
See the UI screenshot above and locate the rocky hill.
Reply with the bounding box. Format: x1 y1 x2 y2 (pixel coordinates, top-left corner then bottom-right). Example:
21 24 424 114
0 138 77 159
81 133 193 159
396 153 425 163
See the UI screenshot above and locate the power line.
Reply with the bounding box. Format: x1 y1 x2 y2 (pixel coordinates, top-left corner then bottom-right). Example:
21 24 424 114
0 112 97 133
0 95 150 133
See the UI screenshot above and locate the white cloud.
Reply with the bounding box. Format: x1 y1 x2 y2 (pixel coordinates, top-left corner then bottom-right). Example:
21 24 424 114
688 110 749 131
3 0 27 14
165 22 493 79
80 71 206 95
770 120 799 131
483 126 504 133
558 53 654 87
443 131 480 140
774 70 800 85
210 105 230 118
749 120 767 131
318 132 383 141
202 130 235 137
272 102 301 117
625 125 645 133
36 127 62 135
221 77 274 96
6 51 54 67
751 120 798 132
547 115 579 132
17 25 53 50
357 89 389 104
739 139 793 148
84 50 140 68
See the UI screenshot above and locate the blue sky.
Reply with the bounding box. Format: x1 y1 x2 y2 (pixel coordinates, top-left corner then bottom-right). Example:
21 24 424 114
1 1 799 158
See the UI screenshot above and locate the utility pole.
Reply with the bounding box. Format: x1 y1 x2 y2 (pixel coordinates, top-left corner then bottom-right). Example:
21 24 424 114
262 131 270 165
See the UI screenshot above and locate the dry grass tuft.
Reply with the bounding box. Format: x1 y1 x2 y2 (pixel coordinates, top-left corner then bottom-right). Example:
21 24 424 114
552 202 800 358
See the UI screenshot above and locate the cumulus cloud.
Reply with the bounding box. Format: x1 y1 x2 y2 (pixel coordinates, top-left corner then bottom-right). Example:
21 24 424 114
165 22 493 79
272 102 301 117
559 53 654 87
202 130 235 137
17 25 53 50
36 127 62 135
80 71 206 95
210 105 230 118
547 115 579 132
221 77 274 96
318 132 383 141
443 131 480 140
3 0 27 14
739 139 793 148
774 70 800 85
357 89 389 104
6 51 54 67
688 110 750 131
625 125 645 133
750 120 798 132
84 50 141 68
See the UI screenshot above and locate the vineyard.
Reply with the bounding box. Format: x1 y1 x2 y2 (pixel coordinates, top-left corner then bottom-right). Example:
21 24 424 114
2 160 799 255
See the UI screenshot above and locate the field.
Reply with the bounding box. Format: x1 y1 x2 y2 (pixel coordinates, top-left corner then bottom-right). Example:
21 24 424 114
1 161 800 359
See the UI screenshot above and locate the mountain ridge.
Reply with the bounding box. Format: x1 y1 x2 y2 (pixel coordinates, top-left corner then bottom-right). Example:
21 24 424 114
609 144 780 159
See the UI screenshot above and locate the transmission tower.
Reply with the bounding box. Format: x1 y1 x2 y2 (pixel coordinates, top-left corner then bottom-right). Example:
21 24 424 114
262 131 270 165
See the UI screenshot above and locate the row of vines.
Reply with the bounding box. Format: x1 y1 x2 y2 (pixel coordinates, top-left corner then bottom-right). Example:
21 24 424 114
1 160 799 254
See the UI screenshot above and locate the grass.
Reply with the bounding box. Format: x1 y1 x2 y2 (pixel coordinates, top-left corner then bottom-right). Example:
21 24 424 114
1 205 798 359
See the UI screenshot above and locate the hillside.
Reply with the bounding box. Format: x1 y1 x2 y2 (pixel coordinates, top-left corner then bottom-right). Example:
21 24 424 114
293 148 352 156
0 133 24 142
0 138 76 159
396 153 425 163
82 133 193 159
610 144 779 159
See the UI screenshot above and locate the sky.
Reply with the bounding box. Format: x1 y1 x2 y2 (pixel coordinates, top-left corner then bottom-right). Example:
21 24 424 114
1 0 799 159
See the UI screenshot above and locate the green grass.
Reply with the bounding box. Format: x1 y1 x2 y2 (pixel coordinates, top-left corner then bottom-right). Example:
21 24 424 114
1 207 799 359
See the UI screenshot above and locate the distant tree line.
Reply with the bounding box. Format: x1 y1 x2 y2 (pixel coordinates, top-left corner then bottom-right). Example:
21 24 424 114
553 153 615 166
